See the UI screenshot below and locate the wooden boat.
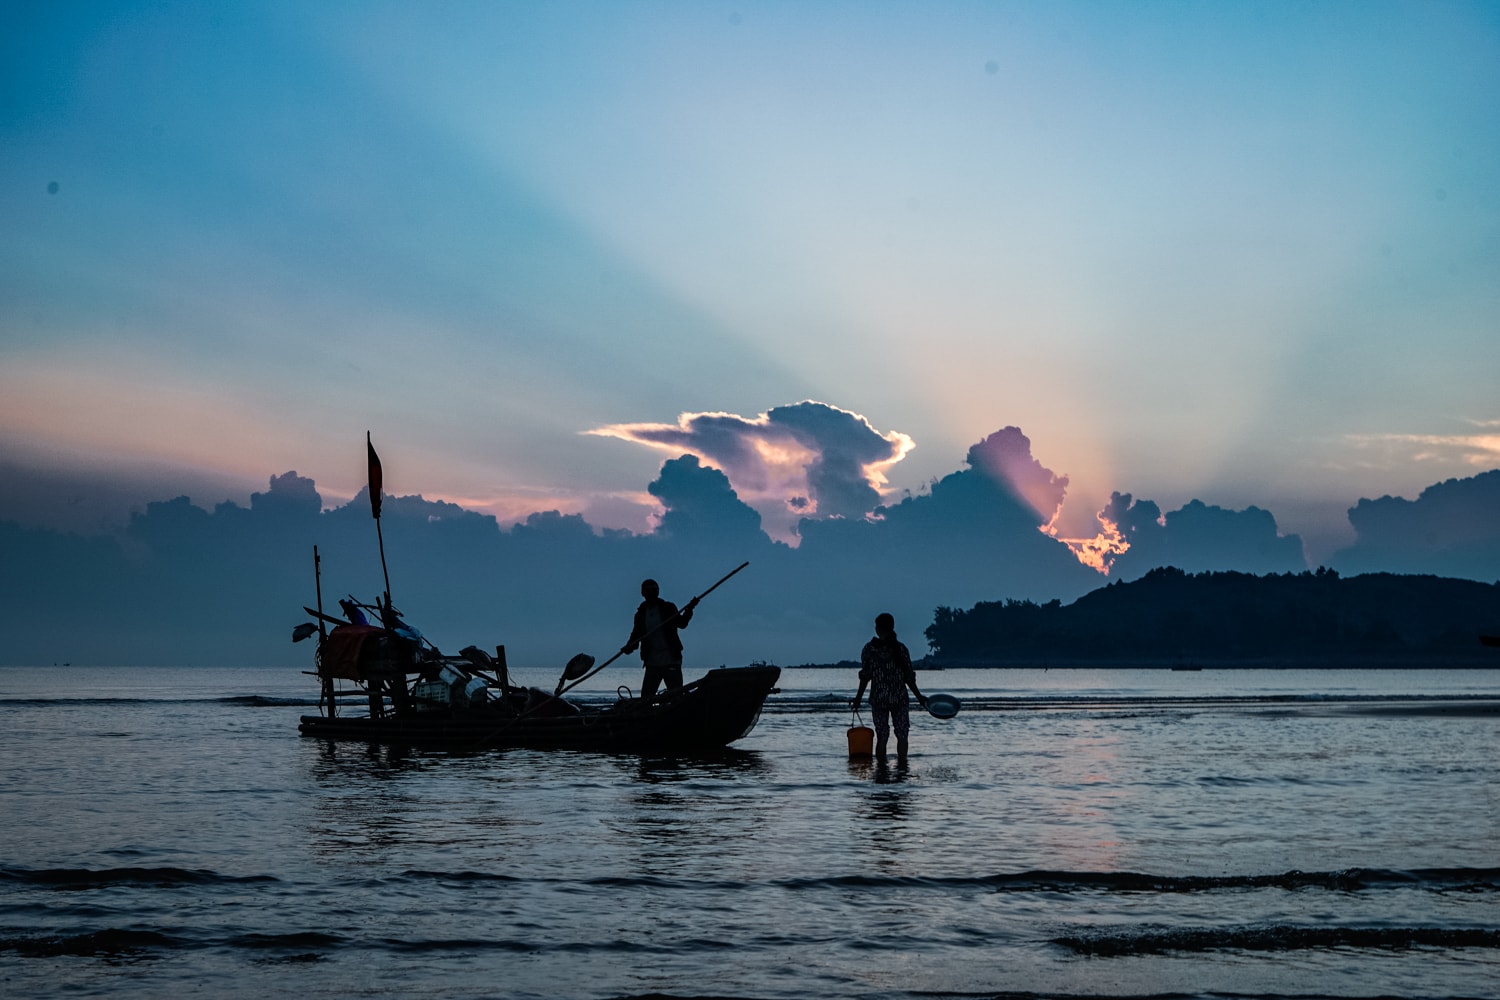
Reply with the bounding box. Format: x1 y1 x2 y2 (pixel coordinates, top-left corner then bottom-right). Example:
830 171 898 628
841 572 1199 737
298 665 780 752
295 438 776 752
295 603 779 752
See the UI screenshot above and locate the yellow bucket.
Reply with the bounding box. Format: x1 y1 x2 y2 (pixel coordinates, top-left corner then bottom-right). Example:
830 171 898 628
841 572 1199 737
847 725 874 757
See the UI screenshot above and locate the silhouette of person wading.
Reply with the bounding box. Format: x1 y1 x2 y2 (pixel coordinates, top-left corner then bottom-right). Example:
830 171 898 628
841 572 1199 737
622 579 698 699
852 612 928 758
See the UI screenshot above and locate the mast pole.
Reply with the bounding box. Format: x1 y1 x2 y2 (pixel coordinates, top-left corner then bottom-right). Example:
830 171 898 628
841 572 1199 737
367 432 392 610
365 433 403 720
313 545 335 718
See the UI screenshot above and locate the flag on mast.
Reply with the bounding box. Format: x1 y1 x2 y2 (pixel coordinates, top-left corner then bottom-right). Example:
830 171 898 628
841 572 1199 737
367 432 383 520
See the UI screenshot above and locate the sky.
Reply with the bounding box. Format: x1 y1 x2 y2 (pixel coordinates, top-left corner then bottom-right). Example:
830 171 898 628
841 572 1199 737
3 2 1499 607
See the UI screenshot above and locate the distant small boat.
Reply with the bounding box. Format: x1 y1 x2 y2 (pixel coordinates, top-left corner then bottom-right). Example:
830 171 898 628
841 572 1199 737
1481 634 1500 648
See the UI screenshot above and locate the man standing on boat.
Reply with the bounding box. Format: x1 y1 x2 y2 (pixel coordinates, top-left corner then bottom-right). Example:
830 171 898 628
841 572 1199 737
852 612 929 758
622 579 698 699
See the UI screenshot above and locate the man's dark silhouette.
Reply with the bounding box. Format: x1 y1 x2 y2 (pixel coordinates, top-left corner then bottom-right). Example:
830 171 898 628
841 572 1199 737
622 579 697 698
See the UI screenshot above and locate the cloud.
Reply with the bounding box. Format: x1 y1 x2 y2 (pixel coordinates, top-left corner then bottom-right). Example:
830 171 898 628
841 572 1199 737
648 454 765 545
793 428 1101 637
587 401 914 539
4 413 1496 669
0 423 1095 667
1098 493 1306 580
1345 425 1500 470
0 448 261 535
252 471 322 518
964 427 1069 527
1332 469 1500 579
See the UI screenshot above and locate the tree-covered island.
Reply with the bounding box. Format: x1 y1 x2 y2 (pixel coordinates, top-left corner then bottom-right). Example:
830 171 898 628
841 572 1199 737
920 568 1500 667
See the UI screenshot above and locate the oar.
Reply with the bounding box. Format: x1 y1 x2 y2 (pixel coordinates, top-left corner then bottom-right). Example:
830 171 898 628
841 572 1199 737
552 650 615 696
554 561 749 697
556 652 596 686
303 606 350 628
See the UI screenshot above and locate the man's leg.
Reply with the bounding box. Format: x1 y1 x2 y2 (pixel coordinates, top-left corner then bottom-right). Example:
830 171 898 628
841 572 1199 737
893 701 911 757
872 705 891 757
641 665 664 699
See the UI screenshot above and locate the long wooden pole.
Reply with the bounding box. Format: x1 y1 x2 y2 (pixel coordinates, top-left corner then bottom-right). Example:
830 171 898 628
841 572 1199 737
366 432 394 718
314 545 335 717
555 561 749 697
375 519 392 612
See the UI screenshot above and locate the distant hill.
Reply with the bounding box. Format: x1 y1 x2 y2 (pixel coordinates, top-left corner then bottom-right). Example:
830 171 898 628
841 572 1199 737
923 567 1500 666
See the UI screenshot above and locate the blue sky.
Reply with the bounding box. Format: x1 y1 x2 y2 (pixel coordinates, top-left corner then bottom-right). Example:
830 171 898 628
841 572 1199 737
3 0 1498 566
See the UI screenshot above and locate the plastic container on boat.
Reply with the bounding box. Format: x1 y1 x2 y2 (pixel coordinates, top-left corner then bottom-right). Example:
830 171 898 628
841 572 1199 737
433 665 488 706
412 679 449 705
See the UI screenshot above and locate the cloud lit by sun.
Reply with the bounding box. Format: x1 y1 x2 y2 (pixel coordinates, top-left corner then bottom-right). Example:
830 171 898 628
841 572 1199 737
589 413 1147 573
964 428 1069 527
1347 427 1500 469
587 401 915 542
1055 513 1130 575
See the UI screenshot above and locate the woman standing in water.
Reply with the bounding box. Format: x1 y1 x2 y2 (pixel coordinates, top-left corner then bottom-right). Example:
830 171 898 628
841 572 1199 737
852 612 929 758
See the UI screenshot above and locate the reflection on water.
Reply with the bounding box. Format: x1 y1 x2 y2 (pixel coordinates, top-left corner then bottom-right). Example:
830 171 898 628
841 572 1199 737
854 767 914 877
627 748 772 783
615 751 779 869
311 737 424 778
847 756 911 785
306 742 429 859
4 668 1497 1000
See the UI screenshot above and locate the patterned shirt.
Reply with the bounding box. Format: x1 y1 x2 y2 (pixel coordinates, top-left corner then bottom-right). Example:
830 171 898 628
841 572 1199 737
860 637 915 709
630 598 691 668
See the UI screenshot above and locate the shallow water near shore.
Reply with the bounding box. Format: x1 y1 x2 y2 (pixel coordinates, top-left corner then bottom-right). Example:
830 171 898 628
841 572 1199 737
2 664 1497 999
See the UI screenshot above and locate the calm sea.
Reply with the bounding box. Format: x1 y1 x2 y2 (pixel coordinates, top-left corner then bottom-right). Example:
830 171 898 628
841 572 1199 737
2 664 1497 1000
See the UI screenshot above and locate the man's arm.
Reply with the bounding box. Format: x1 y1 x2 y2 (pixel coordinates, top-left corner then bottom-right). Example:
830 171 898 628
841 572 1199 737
622 607 644 653
900 644 928 707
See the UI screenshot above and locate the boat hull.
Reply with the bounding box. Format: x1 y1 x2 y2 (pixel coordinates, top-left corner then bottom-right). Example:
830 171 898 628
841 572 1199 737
298 665 780 752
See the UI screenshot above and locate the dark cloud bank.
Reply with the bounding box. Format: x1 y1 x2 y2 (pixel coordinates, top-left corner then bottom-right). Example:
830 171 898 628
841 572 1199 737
3 426 1498 668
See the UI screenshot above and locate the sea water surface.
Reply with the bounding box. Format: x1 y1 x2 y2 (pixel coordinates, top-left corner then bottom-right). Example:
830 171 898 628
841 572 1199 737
1 664 1497 1000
